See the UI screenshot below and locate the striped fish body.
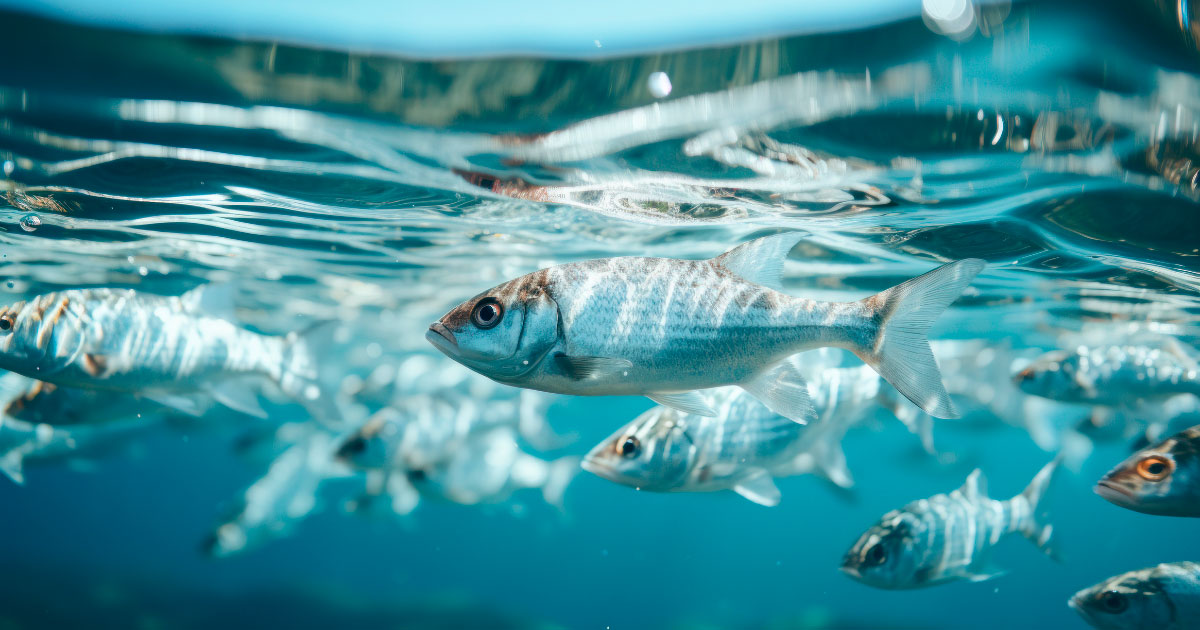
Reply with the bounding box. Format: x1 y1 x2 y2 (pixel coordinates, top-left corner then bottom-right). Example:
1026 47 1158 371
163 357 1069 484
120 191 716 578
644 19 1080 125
517 256 869 395
1071 562 1200 630
842 460 1059 589
1017 344 1200 406
0 288 285 392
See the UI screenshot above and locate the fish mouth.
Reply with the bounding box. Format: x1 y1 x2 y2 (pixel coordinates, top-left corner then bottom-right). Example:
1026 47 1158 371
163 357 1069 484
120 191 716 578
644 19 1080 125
839 565 861 579
1096 479 1134 502
580 456 609 478
425 322 458 352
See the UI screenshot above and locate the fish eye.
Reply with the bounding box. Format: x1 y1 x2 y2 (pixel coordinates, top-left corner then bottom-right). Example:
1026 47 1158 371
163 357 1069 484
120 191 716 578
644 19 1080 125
471 298 503 330
407 469 427 482
864 543 888 566
0 314 15 331
1136 455 1173 481
619 436 640 458
341 436 367 456
1098 590 1128 614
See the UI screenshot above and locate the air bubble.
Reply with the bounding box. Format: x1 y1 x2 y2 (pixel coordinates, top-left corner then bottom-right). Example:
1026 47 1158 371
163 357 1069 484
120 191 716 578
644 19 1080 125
647 72 673 98
19 214 40 232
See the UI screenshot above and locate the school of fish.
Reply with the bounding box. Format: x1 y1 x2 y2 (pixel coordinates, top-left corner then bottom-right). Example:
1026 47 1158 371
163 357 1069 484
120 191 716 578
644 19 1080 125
3 233 1198 627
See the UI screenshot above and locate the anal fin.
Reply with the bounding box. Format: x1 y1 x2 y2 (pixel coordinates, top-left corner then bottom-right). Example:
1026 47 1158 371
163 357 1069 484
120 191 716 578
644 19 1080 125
206 380 267 419
732 470 781 506
647 391 716 417
740 357 814 424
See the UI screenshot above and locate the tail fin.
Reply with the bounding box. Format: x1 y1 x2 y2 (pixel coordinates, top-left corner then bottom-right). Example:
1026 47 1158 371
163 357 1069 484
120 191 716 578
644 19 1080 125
541 455 581 510
854 259 985 419
280 320 344 425
1014 458 1061 559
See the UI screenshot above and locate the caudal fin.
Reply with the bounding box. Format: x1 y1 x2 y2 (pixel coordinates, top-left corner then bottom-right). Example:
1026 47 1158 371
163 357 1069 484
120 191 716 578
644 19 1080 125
1014 458 1061 559
280 320 344 425
854 259 985 419
542 456 581 510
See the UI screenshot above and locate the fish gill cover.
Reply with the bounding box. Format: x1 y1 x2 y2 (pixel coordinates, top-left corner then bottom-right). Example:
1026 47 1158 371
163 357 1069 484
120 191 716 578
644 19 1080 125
0 0 1200 629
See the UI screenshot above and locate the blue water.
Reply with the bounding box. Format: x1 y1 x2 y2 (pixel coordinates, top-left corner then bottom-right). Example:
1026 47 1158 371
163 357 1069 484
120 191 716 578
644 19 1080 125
1 1 1199 628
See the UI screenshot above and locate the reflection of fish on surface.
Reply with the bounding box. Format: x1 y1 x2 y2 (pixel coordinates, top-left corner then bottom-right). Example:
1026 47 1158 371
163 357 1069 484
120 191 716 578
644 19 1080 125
582 356 928 506
1070 562 1200 630
0 284 337 421
841 459 1060 589
1096 424 1200 517
428 233 984 426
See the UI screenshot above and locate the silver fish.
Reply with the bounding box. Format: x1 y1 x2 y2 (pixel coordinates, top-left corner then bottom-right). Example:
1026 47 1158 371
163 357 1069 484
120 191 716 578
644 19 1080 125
0 285 331 418
841 460 1059 589
203 424 351 557
0 412 162 484
407 427 578 508
1070 562 1200 630
427 233 983 423
1097 424 1200 517
1015 342 1200 407
582 360 894 506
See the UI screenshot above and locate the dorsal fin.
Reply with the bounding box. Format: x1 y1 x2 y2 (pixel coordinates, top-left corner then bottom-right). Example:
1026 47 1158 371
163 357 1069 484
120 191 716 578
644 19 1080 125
710 232 807 291
959 469 988 501
181 284 237 320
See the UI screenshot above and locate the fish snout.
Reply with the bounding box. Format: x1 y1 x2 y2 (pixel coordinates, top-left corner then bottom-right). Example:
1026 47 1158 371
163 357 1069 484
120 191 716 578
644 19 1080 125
425 322 458 350
839 564 862 579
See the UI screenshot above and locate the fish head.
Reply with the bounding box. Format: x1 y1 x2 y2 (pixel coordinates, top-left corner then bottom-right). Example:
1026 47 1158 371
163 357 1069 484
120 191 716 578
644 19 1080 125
1013 349 1090 399
581 407 695 491
335 411 399 470
426 272 559 383
1070 572 1170 630
840 510 923 589
0 298 56 370
1096 433 1197 515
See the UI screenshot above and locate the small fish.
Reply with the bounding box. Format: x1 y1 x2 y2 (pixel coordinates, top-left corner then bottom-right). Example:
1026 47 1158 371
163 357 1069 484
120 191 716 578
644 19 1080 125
2 379 187 426
0 412 162 484
1015 342 1200 407
427 233 983 423
841 460 1059 589
406 427 578 508
1070 562 1200 630
1096 424 1200 517
582 361 885 506
203 424 350 557
0 285 333 419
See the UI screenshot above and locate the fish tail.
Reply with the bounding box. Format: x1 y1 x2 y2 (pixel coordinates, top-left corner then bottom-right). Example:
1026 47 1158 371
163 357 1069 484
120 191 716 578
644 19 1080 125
542 455 581 510
1013 457 1062 559
852 258 985 419
279 320 342 424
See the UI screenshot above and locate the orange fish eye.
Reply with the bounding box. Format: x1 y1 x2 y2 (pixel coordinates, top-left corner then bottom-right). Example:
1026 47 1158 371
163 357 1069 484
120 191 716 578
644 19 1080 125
0 313 15 331
1136 455 1173 481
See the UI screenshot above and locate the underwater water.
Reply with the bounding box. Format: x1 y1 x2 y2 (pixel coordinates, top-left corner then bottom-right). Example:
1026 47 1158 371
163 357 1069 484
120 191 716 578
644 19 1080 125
2 0 1200 628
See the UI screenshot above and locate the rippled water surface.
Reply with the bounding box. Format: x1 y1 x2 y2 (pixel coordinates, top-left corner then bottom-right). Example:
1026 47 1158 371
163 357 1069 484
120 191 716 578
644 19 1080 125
2 1 1200 629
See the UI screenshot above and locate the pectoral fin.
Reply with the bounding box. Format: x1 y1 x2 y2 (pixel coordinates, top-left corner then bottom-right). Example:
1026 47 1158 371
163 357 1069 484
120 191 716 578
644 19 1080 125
732 470 781 507
646 391 717 417
554 354 633 380
740 357 814 424
206 381 267 419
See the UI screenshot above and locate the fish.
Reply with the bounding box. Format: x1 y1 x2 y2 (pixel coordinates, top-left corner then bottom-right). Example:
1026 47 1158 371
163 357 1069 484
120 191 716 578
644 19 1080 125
203 424 351 557
840 459 1059 589
1096 424 1200 517
0 412 164 484
405 427 578 509
1070 562 1200 630
427 232 984 423
0 285 334 419
581 360 898 506
1014 342 1200 408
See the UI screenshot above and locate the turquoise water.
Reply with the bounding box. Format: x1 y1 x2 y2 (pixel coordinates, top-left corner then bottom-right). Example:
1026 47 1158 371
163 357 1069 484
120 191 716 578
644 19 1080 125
1 1 1200 628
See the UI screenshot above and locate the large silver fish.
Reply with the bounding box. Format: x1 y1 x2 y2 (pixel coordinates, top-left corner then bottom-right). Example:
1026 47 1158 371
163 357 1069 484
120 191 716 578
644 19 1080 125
1096 424 1200 517
840 460 1059 589
0 285 332 418
427 233 984 423
581 360 896 506
1015 342 1200 407
1070 562 1200 630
